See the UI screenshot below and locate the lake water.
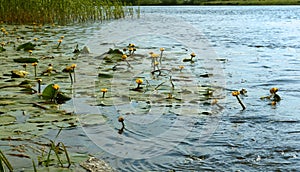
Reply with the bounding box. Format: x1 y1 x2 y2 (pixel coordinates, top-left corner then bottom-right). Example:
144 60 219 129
64 6 300 171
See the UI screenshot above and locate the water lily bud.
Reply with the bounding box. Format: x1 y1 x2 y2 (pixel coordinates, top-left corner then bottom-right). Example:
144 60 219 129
136 78 143 85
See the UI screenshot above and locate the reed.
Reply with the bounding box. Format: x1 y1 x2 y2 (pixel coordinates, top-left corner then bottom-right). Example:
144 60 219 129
0 0 134 25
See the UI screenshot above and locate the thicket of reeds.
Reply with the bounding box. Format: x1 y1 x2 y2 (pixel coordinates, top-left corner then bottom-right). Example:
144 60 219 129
0 0 134 25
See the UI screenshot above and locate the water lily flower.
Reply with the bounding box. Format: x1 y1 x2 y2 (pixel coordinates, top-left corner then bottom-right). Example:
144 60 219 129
122 54 131 67
37 78 42 93
159 48 165 64
57 39 62 49
190 52 196 58
232 91 246 110
122 54 127 60
270 87 278 94
118 116 125 134
28 50 33 55
136 78 143 89
179 65 184 72
63 65 76 84
0 42 5 47
52 84 60 90
31 62 38 77
128 43 135 47
60 36 64 39
101 88 108 98
33 38 38 41
269 87 281 102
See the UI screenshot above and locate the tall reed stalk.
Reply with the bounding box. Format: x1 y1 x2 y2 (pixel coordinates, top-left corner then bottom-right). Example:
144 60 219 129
0 0 134 25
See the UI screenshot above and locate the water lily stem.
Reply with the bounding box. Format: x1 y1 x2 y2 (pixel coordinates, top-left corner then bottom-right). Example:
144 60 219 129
69 72 73 85
34 66 37 77
235 95 246 110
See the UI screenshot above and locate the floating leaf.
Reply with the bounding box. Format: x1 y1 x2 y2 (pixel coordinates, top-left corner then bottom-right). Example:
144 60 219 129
0 115 16 126
42 84 56 100
16 42 36 51
13 58 38 63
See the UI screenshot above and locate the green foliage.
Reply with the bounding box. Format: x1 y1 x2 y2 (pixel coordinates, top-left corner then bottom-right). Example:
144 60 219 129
0 149 13 172
16 42 36 51
0 0 135 25
42 84 71 103
42 84 57 100
13 57 38 63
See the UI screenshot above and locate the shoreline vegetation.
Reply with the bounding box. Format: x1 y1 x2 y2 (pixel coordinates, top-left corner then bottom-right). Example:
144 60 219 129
126 0 300 5
0 0 136 25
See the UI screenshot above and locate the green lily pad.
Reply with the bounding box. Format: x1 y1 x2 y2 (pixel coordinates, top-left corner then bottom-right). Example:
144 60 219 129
16 42 36 51
98 72 113 78
13 57 38 63
42 84 57 100
0 115 16 126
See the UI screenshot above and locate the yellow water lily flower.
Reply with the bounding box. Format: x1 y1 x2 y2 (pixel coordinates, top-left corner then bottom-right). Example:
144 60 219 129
136 78 143 84
32 62 38 66
190 52 196 57
232 91 240 96
58 39 62 43
160 47 165 51
71 64 77 69
33 38 38 41
101 88 108 93
52 84 60 90
122 54 127 59
270 87 278 94
101 88 108 98
60 36 64 39
151 53 159 58
28 50 33 54
179 65 184 70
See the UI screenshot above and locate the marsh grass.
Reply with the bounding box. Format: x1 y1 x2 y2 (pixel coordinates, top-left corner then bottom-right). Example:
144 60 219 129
0 149 13 172
0 0 133 25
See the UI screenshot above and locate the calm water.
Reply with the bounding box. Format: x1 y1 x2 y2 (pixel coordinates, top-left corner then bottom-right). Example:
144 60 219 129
64 6 300 171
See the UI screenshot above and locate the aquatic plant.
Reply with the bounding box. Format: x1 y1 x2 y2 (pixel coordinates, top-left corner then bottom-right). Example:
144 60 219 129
135 78 143 89
179 65 184 72
62 64 76 84
122 54 131 67
0 149 13 172
0 0 136 25
183 52 196 62
101 88 108 98
57 39 62 49
32 62 38 77
159 47 165 64
260 87 281 104
118 116 125 134
37 78 42 93
232 91 246 110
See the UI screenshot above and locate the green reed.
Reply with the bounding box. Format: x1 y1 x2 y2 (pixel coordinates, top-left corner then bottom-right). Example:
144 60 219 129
0 0 134 25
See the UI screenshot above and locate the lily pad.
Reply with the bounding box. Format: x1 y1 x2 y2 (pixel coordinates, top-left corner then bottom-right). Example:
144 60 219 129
13 57 38 63
16 42 36 51
42 84 57 100
0 115 16 126
79 114 107 126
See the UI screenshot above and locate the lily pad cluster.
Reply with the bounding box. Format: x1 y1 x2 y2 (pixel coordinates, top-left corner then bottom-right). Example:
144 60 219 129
95 43 218 116
0 24 91 170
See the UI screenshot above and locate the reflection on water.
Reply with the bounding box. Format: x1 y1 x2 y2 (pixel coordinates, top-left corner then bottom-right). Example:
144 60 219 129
67 6 300 171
